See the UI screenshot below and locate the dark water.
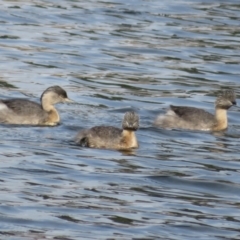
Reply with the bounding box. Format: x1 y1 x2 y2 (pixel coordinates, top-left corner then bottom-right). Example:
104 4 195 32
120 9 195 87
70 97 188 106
0 0 240 239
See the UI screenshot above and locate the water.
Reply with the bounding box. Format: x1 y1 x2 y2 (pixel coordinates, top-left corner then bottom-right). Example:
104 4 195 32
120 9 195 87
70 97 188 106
0 0 240 239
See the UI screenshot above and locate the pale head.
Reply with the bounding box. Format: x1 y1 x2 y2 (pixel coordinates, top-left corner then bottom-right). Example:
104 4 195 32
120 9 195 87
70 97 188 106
122 111 139 131
41 86 73 105
215 90 236 110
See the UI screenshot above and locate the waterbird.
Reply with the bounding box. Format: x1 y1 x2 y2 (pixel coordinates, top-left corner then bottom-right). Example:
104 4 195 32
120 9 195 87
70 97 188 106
75 111 139 150
0 85 73 125
154 90 236 131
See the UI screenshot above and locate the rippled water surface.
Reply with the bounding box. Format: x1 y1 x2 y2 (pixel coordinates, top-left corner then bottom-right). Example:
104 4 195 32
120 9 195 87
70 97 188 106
1 0 240 239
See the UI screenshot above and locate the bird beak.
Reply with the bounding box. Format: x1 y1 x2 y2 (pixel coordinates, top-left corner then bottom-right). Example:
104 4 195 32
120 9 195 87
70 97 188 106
64 98 75 103
232 102 240 109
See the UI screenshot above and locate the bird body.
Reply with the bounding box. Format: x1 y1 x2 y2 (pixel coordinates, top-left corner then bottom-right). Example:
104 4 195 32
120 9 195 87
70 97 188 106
154 90 236 131
75 111 139 150
0 86 72 125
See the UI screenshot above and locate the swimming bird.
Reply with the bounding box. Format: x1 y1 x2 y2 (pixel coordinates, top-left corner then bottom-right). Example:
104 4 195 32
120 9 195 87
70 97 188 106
154 90 236 131
75 111 139 150
0 85 73 125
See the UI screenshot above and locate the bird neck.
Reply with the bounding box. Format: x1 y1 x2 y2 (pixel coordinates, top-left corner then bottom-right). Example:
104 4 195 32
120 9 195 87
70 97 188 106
41 96 53 111
41 99 60 125
213 108 228 131
122 130 138 148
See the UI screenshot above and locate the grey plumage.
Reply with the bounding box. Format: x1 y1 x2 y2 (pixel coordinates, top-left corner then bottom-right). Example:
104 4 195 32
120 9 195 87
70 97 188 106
75 111 139 149
40 86 68 102
122 111 139 130
154 90 236 131
0 85 72 125
215 90 236 109
75 126 123 147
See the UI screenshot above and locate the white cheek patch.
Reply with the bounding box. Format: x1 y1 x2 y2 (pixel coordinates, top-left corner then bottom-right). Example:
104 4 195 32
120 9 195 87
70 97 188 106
0 103 8 110
166 109 177 116
201 128 210 131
